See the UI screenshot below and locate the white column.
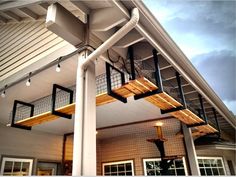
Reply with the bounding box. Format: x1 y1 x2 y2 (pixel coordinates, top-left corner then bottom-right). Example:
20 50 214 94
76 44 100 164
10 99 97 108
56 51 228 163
82 59 96 175
72 51 96 176
182 124 201 175
72 52 85 176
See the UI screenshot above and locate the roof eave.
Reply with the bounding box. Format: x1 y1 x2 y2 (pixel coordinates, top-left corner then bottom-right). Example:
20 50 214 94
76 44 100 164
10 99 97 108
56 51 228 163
129 0 236 129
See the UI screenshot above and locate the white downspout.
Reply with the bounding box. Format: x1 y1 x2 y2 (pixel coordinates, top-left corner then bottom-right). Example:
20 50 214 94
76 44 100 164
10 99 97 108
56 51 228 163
72 8 139 176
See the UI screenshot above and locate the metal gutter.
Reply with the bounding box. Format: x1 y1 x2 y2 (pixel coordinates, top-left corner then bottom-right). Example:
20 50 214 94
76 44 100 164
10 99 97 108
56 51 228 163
117 0 236 129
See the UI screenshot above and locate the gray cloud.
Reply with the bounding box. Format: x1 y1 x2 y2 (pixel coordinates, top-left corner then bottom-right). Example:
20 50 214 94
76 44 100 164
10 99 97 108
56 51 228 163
192 50 236 101
160 1 236 51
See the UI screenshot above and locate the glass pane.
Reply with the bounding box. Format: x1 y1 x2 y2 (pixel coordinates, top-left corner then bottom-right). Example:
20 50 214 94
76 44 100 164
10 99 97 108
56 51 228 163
118 164 125 172
200 168 206 176
125 163 132 171
176 169 185 175
219 168 225 175
154 161 160 169
146 161 154 170
198 159 204 167
104 165 110 173
212 168 219 175
168 161 175 169
111 172 117 176
125 171 132 176
206 168 213 175
118 172 125 176
104 173 110 176
4 161 13 173
175 160 184 168
211 159 217 167
13 162 22 175
147 170 155 176
204 159 211 167
168 169 175 175
111 165 117 172
22 162 30 174
217 159 223 167
155 170 161 176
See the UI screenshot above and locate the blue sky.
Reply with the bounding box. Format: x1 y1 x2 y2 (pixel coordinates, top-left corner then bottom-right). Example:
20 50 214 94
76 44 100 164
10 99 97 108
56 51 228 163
144 0 236 115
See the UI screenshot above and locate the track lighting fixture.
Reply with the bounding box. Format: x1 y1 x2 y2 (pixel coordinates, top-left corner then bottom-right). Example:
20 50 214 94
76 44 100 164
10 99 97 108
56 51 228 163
56 57 62 72
26 72 32 87
1 85 7 98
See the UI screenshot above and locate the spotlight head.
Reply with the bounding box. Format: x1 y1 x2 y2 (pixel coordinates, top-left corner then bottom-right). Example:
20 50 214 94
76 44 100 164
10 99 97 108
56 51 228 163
26 79 31 87
56 64 61 72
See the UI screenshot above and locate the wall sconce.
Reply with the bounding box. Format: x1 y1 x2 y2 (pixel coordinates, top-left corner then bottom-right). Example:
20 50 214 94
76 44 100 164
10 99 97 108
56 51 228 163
155 122 164 140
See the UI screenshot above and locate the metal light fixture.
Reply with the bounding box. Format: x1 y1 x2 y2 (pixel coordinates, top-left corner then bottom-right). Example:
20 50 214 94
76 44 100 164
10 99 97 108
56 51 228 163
1 85 7 98
26 72 32 87
56 57 62 72
155 121 163 139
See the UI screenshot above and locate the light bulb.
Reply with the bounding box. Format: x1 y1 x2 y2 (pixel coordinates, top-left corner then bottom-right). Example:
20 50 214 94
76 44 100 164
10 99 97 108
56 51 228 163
1 91 5 98
26 79 31 86
155 122 163 127
56 64 61 72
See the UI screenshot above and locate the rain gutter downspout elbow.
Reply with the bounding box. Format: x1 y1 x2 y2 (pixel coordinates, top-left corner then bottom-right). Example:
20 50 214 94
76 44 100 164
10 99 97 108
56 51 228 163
72 8 139 176
81 8 139 69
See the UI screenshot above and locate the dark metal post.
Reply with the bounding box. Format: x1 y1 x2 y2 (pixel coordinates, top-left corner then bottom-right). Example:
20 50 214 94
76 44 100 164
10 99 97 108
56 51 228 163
51 84 73 119
153 49 163 93
176 72 186 108
105 62 127 103
199 94 208 124
11 100 34 130
128 46 135 80
212 108 221 136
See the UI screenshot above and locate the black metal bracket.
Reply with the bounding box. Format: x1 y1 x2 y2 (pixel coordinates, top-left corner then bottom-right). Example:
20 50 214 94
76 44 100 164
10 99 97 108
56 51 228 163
160 72 187 114
153 139 165 158
128 46 136 80
187 122 207 128
161 106 186 114
106 62 127 103
187 94 209 128
11 100 34 130
213 108 221 137
51 84 73 119
134 49 164 100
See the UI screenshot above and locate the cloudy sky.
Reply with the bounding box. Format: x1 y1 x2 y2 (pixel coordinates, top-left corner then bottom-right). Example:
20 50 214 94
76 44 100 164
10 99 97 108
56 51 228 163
144 0 236 115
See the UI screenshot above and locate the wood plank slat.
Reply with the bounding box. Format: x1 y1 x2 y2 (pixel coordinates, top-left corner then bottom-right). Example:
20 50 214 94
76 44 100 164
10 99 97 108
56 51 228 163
10 77 218 136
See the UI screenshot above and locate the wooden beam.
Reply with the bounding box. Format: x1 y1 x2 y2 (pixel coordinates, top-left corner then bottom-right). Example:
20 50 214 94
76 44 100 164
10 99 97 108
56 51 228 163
90 6 127 31
114 29 145 48
3 11 22 22
0 15 8 23
0 0 41 11
39 2 49 10
19 7 39 20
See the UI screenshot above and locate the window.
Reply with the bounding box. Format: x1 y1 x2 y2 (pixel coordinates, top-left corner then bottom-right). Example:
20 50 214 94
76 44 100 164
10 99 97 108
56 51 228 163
197 157 226 176
102 160 134 176
0 157 33 176
143 157 187 176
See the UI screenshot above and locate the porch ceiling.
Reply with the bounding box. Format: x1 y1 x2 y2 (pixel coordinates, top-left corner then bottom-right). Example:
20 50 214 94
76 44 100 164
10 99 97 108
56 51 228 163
0 0 235 137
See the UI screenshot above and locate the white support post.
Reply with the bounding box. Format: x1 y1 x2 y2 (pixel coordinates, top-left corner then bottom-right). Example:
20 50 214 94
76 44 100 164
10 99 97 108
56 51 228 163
182 124 201 175
82 58 96 175
72 51 96 176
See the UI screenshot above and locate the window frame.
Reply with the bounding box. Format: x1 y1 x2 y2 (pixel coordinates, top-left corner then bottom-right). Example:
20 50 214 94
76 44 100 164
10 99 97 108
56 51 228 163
102 160 135 176
143 157 188 176
197 156 226 176
0 157 34 176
